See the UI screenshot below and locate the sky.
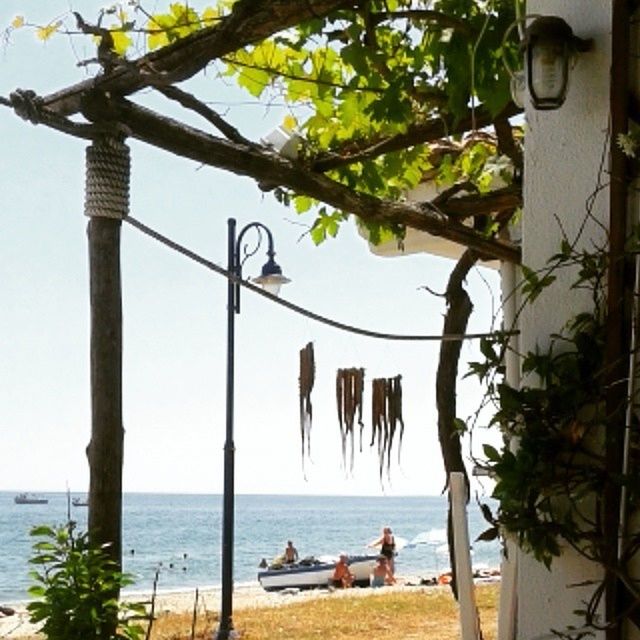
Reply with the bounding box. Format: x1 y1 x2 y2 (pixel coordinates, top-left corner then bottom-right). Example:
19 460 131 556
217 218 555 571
0 0 502 497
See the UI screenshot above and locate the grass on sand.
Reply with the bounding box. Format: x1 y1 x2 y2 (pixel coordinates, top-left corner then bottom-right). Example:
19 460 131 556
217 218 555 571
149 584 499 640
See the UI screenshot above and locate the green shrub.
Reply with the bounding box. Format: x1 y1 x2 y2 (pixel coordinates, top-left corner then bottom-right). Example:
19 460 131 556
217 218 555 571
27 522 146 640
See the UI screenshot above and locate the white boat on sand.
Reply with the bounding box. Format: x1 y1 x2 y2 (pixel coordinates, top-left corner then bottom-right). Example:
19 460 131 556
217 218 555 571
258 554 377 592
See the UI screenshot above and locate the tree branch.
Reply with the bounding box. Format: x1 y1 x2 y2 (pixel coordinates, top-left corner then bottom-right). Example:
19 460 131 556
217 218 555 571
439 186 522 220
436 249 479 479
81 94 521 263
151 84 253 145
371 10 474 37
494 116 523 172
41 0 353 117
309 102 522 172
436 248 477 600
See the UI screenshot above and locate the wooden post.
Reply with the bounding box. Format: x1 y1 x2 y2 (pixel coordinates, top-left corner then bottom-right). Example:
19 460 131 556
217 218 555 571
85 136 130 575
498 261 518 640
605 3 630 638
450 472 481 640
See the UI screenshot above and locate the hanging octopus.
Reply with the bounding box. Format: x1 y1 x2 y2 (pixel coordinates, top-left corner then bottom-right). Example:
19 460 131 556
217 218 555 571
336 367 365 472
298 342 315 467
371 375 405 480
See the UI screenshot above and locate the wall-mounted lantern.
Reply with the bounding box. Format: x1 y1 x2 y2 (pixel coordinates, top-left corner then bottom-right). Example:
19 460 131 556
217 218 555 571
519 16 592 110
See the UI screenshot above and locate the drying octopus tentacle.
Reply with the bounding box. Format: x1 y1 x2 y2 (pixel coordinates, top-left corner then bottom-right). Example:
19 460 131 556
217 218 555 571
298 342 315 468
394 375 405 463
336 367 365 472
355 367 365 454
370 375 405 480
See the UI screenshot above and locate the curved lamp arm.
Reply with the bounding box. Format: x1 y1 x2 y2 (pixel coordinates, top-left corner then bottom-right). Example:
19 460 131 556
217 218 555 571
230 219 291 313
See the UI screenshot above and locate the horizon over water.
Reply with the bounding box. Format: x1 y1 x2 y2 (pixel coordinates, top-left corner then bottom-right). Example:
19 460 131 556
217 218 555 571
0 491 500 604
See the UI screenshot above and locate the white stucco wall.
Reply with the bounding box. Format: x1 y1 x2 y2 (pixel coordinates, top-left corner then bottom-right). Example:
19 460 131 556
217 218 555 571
518 1 612 638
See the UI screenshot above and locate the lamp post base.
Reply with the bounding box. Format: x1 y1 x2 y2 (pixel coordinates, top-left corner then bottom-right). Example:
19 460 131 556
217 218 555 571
214 627 239 640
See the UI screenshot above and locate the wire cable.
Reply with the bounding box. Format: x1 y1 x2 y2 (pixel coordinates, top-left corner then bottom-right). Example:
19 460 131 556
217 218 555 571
124 215 516 342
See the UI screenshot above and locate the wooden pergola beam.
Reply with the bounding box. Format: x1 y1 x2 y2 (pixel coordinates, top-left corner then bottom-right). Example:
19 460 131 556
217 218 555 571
82 94 521 263
22 0 523 264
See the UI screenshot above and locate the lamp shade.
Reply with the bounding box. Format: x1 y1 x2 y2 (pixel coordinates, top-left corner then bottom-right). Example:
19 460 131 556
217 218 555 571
252 258 291 296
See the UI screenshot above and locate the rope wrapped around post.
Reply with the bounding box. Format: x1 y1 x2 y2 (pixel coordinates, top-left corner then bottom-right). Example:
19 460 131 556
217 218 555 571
84 134 130 587
85 136 130 219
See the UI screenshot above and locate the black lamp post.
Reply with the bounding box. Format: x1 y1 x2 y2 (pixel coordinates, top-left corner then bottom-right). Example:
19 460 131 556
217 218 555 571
215 218 290 640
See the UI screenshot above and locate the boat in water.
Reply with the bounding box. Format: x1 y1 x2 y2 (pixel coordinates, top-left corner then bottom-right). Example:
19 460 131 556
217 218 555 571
258 554 377 591
72 497 88 507
14 493 48 505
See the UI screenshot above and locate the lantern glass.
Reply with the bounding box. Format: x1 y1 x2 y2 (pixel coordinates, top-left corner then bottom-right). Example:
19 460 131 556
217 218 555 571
510 70 526 109
528 39 570 109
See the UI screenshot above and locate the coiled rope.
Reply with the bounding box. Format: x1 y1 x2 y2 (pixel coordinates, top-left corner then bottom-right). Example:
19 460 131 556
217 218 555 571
85 136 130 219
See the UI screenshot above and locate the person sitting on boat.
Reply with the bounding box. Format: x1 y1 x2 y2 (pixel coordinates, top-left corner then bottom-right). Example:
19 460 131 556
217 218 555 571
284 540 299 564
368 526 396 575
332 553 354 588
370 555 396 588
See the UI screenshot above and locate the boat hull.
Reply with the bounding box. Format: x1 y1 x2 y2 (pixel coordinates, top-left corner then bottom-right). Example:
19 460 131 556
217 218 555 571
258 555 377 592
14 495 48 505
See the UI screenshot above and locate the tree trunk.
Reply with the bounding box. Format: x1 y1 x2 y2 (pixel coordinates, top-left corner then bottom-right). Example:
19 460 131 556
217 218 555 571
436 249 477 599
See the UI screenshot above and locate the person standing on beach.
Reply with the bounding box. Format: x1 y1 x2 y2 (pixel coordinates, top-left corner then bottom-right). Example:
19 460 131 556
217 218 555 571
284 540 298 564
332 553 354 588
368 526 396 575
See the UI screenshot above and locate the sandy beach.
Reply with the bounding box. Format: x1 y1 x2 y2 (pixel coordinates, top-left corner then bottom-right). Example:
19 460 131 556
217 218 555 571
0 579 454 638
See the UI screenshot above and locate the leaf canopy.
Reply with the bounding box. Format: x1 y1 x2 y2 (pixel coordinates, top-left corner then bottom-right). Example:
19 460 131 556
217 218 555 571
6 0 523 260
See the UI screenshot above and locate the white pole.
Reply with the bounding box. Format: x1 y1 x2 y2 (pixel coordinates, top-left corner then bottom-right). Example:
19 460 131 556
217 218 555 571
450 471 480 640
498 260 519 640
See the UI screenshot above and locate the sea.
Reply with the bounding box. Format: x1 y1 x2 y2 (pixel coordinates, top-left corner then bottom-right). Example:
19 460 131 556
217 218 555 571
0 492 501 604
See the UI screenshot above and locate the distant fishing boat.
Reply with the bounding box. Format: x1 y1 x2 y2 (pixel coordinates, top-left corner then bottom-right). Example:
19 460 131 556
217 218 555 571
72 497 88 507
14 493 48 505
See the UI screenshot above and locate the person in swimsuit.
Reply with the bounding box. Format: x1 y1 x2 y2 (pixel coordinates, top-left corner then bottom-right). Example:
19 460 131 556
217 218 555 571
332 553 354 588
368 526 396 575
370 555 396 588
284 540 299 564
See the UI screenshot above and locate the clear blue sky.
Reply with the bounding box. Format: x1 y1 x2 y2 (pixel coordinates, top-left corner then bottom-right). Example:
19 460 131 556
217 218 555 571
0 1 501 496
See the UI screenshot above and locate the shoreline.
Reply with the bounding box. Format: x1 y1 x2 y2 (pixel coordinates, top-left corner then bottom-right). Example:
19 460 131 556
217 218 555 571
0 582 407 639
0 574 500 638
0 576 417 612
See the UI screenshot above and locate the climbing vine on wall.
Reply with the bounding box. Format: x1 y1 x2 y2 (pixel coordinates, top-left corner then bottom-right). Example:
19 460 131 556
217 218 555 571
471 237 640 627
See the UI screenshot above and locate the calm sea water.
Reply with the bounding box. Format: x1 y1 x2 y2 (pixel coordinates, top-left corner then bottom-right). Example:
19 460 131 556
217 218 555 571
0 492 500 604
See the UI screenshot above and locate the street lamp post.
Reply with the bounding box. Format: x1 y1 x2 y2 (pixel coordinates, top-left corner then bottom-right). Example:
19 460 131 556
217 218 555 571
216 218 290 640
